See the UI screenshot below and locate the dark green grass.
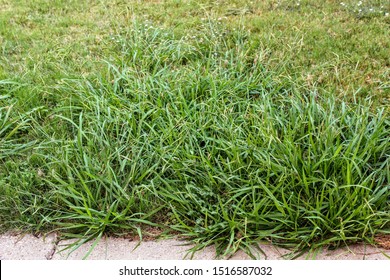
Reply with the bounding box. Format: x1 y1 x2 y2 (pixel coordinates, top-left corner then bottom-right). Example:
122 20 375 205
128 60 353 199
1 21 389 258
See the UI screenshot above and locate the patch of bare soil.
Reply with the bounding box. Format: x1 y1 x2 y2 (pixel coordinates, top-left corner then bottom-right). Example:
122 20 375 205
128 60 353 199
118 226 168 242
374 234 390 250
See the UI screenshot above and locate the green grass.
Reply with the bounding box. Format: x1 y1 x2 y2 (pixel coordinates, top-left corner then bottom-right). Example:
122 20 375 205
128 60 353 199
0 0 389 259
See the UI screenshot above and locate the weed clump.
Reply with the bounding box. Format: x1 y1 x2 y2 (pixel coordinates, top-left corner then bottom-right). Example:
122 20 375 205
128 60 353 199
1 21 389 258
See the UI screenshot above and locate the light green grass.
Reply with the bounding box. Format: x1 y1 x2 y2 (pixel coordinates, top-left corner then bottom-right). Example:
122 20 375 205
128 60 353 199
0 0 389 258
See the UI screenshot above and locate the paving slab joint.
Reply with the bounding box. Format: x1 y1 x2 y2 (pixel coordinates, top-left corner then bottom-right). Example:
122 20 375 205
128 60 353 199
45 233 60 260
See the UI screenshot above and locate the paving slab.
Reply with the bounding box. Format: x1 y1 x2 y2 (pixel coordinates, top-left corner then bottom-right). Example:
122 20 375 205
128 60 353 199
53 238 217 260
1 233 389 260
0 233 57 260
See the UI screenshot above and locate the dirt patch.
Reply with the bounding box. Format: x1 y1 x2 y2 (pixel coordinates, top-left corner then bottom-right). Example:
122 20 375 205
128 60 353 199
119 226 167 242
374 234 390 250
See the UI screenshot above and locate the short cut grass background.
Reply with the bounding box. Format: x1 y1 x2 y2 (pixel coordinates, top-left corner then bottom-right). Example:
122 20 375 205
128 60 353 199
0 0 389 259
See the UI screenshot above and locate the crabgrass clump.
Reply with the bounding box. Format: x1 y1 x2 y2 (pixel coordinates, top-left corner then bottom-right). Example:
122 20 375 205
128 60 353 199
0 10 390 257
0 18 389 258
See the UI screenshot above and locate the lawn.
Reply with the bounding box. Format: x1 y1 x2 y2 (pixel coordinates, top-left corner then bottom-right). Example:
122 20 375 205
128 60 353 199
0 0 389 258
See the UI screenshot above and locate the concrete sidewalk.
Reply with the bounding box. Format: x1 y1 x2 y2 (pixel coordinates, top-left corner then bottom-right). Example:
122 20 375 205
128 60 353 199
0 233 389 260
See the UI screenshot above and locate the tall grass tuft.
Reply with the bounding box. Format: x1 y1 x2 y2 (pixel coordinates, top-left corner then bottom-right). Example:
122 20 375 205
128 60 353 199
0 21 389 258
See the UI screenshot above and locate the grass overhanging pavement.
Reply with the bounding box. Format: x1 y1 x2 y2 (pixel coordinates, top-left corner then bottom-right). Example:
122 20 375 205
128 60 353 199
0 0 389 259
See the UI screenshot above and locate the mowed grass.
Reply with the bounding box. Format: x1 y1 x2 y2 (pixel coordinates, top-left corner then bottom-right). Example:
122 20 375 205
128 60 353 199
0 0 389 258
